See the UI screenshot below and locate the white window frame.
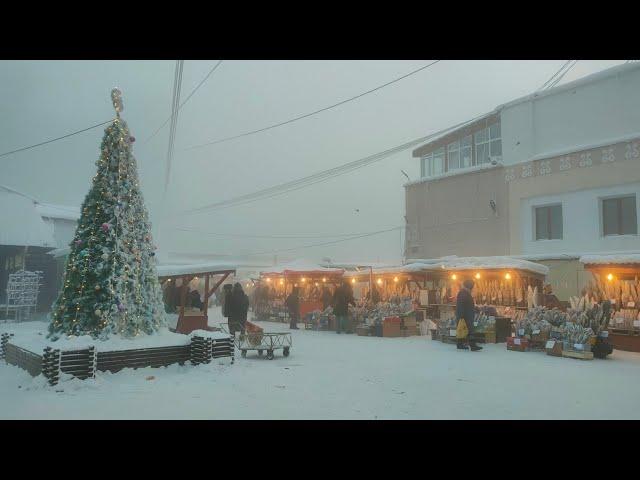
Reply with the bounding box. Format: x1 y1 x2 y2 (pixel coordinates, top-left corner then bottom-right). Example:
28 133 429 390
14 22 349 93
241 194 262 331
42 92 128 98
430 147 445 176
447 141 460 171
600 194 638 237
460 135 473 169
533 203 563 241
474 122 502 165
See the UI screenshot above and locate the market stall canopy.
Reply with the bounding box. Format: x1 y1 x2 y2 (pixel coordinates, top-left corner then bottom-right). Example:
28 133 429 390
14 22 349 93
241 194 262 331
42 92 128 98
420 256 549 277
0 186 56 248
579 253 640 265
157 262 237 279
260 259 344 276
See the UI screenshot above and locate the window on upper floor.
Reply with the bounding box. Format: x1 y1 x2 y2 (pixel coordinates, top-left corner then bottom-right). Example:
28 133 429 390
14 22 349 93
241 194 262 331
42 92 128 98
431 147 445 176
475 122 501 165
535 204 563 240
460 135 472 168
447 141 460 171
602 195 637 236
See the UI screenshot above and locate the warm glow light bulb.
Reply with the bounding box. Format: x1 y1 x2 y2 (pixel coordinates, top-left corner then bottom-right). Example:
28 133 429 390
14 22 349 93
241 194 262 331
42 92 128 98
607 273 613 281
394 277 398 283
322 278 326 282
279 279 284 285
475 273 481 279
451 274 457 280
266 278 271 282
351 278 356 284
377 278 383 285
505 273 511 280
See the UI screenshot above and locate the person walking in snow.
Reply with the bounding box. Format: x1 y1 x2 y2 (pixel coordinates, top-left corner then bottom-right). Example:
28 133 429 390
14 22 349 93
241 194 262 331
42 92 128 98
456 279 482 351
285 286 300 329
333 280 356 334
229 283 249 336
222 283 234 328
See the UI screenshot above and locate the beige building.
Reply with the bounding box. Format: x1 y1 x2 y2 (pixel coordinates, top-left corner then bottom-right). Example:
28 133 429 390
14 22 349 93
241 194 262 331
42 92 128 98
405 62 640 300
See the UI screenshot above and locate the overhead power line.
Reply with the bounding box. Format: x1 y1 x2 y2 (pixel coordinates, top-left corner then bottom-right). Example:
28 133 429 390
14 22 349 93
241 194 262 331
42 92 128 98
162 60 184 202
183 60 442 151
0 120 112 159
538 60 572 91
545 60 578 89
174 226 399 239
144 60 223 145
178 111 492 216
212 226 404 258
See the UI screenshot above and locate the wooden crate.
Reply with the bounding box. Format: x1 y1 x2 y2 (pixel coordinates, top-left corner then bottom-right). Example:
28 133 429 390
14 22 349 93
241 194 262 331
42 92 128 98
561 350 594 361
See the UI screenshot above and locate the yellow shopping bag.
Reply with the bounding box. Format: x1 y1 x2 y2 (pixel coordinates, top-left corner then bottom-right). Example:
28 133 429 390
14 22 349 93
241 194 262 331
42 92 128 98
456 318 468 339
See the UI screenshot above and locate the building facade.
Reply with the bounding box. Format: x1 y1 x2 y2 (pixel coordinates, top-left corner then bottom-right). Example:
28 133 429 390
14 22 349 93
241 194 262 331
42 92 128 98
405 62 640 299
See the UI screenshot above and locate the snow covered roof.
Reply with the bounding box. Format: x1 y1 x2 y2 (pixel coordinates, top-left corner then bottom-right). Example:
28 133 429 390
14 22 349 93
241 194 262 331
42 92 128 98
156 262 237 278
0 188 56 248
580 254 640 266
344 263 429 277
420 256 549 276
261 259 344 276
35 203 80 221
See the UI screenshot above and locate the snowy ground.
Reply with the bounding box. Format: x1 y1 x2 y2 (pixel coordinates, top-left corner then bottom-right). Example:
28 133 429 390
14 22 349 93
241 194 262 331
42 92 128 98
2 307 640 419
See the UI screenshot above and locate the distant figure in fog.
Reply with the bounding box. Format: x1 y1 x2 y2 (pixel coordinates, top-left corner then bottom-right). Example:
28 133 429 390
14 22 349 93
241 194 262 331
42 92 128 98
285 287 300 329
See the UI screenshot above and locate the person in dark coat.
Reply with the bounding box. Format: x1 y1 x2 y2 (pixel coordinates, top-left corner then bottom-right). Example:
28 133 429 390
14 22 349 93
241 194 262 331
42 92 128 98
189 289 203 310
333 281 356 334
228 283 249 336
321 287 333 311
285 286 300 329
456 279 482 351
222 283 233 322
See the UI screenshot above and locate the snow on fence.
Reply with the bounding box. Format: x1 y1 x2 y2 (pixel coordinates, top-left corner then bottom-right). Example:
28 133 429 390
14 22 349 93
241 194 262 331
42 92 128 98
3 334 234 386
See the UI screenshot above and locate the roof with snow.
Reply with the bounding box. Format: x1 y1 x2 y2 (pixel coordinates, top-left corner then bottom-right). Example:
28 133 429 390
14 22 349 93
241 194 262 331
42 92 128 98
344 263 429 277
579 254 640 266
0 188 56 248
156 262 237 278
419 256 549 276
260 259 344 276
35 203 80 221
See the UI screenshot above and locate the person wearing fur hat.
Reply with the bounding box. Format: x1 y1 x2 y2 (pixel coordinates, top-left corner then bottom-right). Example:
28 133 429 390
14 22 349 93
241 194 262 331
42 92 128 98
456 279 482 351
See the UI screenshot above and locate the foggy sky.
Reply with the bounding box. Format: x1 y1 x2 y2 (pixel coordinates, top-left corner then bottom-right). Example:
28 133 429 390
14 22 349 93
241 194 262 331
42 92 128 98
0 60 626 264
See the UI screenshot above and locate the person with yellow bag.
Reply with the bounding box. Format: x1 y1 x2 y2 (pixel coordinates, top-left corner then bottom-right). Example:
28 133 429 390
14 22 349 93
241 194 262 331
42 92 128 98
456 279 482 351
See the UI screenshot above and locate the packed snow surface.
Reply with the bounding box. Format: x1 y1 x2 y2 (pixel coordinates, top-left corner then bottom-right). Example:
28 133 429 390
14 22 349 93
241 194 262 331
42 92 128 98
1 307 640 419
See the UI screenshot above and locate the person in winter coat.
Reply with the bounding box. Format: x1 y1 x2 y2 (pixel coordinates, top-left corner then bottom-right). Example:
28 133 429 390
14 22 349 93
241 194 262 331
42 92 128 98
333 280 356 334
222 283 233 320
228 282 249 336
285 286 300 329
189 289 203 310
456 279 482 351
321 287 333 311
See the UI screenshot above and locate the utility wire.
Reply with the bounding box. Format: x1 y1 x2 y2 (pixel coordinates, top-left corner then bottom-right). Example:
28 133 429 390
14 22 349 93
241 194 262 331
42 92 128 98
545 60 578 89
173 226 399 239
144 60 223 145
183 60 442 151
213 226 404 258
162 60 184 202
178 111 491 216
538 60 571 91
0 120 112 159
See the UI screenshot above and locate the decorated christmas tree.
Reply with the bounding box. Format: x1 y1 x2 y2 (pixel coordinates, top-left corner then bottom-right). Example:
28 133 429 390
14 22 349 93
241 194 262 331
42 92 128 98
49 89 165 340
